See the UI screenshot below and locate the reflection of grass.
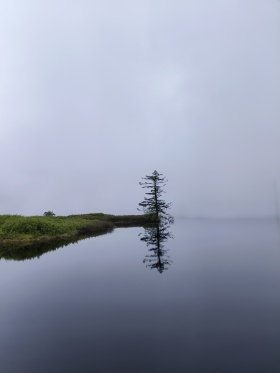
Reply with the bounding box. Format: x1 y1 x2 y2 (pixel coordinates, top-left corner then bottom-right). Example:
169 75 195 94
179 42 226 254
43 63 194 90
0 213 157 261
0 231 113 261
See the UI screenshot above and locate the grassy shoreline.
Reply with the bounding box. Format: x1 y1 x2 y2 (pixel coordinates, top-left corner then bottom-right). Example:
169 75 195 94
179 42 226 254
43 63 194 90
0 213 159 261
0 213 158 249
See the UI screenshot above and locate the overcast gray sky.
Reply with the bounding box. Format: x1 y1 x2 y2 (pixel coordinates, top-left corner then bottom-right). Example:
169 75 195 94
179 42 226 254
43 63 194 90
0 0 279 218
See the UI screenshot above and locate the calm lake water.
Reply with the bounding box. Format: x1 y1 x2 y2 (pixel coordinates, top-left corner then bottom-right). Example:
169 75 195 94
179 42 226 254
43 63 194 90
1 218 280 373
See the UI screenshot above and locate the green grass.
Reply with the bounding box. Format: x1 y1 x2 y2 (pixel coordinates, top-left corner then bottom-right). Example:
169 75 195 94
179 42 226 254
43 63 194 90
0 213 157 260
0 213 157 245
0 213 158 261
0 214 113 243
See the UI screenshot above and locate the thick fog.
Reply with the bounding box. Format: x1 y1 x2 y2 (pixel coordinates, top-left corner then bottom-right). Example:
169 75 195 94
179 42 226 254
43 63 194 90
0 0 279 218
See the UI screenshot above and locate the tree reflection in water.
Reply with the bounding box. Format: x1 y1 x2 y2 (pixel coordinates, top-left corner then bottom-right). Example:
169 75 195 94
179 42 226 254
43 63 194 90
140 216 174 273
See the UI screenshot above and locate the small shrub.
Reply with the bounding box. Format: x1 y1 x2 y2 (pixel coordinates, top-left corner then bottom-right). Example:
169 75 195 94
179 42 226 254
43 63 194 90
44 211 55 216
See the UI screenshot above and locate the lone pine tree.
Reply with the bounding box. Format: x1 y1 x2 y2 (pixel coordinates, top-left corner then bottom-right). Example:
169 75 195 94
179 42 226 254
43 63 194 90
138 170 172 218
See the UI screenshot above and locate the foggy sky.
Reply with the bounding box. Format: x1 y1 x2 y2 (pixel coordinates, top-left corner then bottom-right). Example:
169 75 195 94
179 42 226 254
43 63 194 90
0 0 280 218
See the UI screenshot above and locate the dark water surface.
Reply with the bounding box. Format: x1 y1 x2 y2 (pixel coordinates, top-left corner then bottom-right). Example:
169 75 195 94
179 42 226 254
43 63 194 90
1 219 280 373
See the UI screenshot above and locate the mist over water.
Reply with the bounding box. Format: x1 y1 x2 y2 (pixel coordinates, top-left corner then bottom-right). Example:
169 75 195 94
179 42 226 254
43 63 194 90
1 218 280 372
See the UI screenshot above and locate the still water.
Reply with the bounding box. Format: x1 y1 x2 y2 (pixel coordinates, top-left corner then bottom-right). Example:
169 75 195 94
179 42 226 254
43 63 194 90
1 218 280 373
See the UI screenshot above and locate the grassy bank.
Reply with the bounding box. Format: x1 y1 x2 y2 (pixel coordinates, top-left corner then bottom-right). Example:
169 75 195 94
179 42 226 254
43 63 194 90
0 213 158 250
0 213 158 261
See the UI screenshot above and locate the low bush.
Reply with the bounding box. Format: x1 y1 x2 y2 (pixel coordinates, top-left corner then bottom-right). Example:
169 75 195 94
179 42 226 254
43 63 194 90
0 216 86 240
0 215 20 227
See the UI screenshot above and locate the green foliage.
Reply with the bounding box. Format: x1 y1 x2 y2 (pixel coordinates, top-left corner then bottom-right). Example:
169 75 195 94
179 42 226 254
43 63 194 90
0 216 86 240
0 215 20 226
0 213 158 261
43 211 55 216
